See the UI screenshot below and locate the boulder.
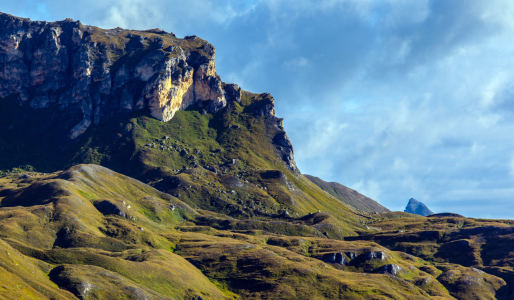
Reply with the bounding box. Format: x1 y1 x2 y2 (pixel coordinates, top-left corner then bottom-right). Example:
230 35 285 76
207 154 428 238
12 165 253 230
321 253 348 265
377 264 404 276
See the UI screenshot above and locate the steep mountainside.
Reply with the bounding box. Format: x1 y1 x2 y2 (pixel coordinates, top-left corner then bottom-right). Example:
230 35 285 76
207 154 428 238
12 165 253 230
404 198 434 216
0 12 513 300
305 174 390 213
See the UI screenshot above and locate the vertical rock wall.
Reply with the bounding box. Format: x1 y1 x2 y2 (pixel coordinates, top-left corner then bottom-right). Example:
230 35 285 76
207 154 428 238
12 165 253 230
0 13 227 139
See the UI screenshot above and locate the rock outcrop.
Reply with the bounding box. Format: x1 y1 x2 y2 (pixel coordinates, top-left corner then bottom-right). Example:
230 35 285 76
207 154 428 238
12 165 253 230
0 13 229 139
377 264 404 276
404 198 434 216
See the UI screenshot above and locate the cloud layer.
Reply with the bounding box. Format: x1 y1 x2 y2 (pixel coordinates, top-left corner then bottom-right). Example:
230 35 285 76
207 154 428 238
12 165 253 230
2 0 514 218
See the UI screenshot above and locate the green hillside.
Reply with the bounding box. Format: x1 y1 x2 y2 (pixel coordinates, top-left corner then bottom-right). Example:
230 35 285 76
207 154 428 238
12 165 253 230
1 165 510 299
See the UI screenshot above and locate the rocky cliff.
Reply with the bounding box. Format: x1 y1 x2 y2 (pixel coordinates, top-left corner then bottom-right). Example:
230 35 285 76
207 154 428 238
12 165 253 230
0 12 298 174
0 13 231 138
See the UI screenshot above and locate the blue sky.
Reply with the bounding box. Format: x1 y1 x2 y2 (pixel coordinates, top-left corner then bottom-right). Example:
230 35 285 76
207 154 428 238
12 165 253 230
2 0 514 218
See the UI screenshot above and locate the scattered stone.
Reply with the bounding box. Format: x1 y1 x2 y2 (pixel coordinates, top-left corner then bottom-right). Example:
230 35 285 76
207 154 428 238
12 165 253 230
205 165 217 173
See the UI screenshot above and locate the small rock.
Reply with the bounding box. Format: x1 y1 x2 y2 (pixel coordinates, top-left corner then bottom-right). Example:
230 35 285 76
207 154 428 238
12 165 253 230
321 253 348 265
205 165 217 173
377 264 403 276
365 251 386 261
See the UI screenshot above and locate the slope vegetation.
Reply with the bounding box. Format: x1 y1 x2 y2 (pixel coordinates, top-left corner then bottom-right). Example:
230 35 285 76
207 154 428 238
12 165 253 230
0 165 509 299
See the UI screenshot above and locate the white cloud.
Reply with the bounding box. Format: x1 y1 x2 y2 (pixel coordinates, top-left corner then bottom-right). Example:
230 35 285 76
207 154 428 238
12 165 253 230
351 180 382 202
392 157 409 173
481 72 509 108
284 57 309 69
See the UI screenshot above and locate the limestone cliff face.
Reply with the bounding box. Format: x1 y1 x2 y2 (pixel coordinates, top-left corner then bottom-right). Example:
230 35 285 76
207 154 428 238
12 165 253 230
0 13 228 139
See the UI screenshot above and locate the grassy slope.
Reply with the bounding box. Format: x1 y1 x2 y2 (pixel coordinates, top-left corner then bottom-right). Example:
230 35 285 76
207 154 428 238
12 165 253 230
3 166 498 299
0 91 366 237
346 215 514 299
0 92 512 299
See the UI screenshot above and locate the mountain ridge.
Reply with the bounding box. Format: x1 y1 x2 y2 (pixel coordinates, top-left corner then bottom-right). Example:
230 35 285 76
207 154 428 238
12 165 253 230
304 174 390 213
0 12 513 299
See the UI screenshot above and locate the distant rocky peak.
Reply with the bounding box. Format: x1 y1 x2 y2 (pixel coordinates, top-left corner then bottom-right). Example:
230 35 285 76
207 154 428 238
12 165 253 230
404 198 434 216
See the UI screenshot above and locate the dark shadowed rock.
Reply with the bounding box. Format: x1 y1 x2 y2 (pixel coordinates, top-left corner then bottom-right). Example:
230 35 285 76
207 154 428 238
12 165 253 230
377 264 404 276
223 83 242 103
321 252 348 265
94 200 132 219
364 250 387 261
428 212 465 218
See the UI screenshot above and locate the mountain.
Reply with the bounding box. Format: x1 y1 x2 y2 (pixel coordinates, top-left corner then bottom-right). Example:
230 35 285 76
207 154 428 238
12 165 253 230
404 198 434 216
0 12 513 299
305 174 390 213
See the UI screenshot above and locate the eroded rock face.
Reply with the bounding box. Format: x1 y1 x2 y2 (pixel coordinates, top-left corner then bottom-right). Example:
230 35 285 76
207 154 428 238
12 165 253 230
0 13 228 139
321 252 348 265
377 264 404 276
